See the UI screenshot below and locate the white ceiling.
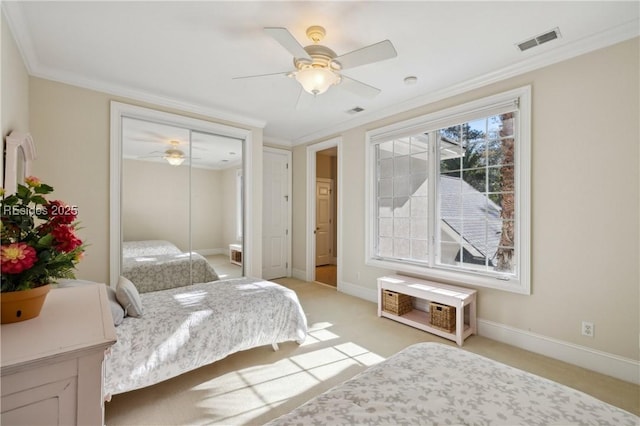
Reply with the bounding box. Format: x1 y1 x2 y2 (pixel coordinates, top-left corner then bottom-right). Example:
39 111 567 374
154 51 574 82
3 1 639 146
122 117 242 170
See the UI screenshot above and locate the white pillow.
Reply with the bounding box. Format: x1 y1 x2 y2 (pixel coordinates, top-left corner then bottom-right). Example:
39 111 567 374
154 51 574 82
106 286 125 326
116 276 143 318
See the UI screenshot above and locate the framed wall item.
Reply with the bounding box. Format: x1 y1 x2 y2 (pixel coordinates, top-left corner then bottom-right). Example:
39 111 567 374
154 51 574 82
4 131 36 194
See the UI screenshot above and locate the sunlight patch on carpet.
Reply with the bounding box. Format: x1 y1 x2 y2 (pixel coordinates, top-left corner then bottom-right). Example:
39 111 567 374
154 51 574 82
184 322 387 424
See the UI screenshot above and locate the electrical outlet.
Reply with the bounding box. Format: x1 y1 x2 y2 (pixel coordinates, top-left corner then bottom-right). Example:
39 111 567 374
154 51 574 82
581 321 594 337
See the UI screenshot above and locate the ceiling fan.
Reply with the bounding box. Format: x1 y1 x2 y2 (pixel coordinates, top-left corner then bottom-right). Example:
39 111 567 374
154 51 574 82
138 140 187 166
234 25 397 101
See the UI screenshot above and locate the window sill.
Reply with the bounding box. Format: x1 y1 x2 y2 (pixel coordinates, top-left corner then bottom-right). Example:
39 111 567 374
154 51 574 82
366 257 530 295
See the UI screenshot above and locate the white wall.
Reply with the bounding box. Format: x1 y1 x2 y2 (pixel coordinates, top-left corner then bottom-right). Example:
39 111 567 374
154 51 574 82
1 11 29 148
292 38 640 362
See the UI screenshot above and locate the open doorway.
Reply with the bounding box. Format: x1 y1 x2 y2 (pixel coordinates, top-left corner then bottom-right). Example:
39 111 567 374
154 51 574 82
315 148 337 286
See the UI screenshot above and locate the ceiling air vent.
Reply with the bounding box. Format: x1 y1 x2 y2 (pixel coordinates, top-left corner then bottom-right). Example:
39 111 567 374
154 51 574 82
516 27 561 52
347 107 365 114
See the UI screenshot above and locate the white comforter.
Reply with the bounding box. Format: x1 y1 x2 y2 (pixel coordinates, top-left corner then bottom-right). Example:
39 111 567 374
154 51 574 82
268 342 638 426
121 240 220 293
121 251 219 293
122 240 183 257
104 277 307 397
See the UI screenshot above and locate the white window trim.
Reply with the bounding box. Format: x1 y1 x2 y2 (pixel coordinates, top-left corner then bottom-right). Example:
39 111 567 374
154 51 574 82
365 86 531 294
236 168 243 241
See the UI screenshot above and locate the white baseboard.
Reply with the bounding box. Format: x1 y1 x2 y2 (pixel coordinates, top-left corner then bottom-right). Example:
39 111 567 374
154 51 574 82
478 319 640 385
292 268 307 281
339 280 377 302
338 280 640 384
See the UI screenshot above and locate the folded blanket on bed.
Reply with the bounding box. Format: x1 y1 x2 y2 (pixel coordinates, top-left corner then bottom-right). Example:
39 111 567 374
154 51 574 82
267 342 638 426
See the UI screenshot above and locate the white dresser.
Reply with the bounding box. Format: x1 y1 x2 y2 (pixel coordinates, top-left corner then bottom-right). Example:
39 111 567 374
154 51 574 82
1 284 117 425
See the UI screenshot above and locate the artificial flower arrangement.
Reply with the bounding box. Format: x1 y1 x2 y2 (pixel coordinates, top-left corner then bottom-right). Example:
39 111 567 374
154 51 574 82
1 176 84 293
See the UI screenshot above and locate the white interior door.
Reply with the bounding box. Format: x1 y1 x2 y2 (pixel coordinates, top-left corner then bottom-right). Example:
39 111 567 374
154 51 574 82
262 149 290 279
315 178 333 266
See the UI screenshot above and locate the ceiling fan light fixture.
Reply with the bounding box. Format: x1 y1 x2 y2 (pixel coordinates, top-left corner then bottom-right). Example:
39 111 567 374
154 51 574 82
164 148 185 166
295 67 340 96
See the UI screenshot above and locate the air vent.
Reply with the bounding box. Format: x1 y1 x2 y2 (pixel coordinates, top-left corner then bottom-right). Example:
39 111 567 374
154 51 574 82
516 27 561 52
347 107 365 114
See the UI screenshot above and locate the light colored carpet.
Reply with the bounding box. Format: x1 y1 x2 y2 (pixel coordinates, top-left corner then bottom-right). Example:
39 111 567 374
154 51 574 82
104 278 639 425
205 254 242 280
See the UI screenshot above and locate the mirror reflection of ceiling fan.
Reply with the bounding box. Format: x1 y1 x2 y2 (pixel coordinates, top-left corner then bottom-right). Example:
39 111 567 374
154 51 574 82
138 140 199 166
234 25 397 105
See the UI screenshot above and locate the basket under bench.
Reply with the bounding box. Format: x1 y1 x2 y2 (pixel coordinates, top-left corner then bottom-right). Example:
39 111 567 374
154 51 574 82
377 275 477 346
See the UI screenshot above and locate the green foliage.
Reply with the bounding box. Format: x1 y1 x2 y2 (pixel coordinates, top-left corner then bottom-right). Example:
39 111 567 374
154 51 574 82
1 179 85 292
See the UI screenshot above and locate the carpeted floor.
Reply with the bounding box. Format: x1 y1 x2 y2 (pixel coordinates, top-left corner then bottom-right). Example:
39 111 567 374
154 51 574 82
104 278 639 425
205 254 242 280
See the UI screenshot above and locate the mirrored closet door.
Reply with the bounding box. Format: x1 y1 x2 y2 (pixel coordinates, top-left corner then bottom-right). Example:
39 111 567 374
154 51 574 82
110 102 249 288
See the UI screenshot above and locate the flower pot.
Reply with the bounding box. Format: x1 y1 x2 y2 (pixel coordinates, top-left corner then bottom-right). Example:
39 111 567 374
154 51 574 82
1 284 51 324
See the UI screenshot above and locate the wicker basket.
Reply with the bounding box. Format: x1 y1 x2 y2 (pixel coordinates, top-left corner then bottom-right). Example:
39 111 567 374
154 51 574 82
429 302 456 332
382 290 412 316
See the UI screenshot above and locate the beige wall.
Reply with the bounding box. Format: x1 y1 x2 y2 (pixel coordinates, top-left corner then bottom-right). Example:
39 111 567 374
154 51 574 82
1 11 29 149
123 159 225 252
292 38 640 360
221 167 243 248
28 77 263 283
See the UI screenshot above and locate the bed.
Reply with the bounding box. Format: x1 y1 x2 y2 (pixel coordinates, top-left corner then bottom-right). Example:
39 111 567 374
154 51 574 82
121 240 220 293
104 276 307 398
267 342 638 426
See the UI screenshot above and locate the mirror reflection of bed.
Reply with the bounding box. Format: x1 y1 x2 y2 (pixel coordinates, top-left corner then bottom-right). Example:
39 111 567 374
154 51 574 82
121 117 244 288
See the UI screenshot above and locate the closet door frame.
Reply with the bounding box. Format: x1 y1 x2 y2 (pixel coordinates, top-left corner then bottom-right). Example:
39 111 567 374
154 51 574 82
109 101 254 287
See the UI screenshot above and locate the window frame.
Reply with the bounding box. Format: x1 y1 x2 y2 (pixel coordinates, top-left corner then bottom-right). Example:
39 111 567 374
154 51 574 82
365 86 531 294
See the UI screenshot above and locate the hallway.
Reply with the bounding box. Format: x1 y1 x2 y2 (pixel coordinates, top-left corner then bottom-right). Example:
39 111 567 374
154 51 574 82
315 264 337 287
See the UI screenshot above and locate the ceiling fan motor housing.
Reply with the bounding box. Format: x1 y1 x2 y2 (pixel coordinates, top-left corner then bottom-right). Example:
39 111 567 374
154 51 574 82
293 44 340 71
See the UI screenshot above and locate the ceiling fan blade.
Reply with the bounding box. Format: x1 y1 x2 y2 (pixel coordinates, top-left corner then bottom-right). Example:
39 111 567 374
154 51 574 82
264 27 311 60
295 88 315 110
232 71 290 80
339 75 381 98
334 40 397 69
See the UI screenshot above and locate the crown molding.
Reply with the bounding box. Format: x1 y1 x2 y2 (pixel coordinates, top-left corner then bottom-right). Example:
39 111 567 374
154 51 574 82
263 135 294 148
4 1 637 144
33 66 267 129
291 18 639 146
1 2 266 131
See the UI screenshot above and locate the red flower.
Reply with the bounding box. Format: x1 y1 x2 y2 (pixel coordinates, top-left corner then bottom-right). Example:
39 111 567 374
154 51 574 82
52 225 83 253
46 200 77 225
24 176 42 188
1 243 37 274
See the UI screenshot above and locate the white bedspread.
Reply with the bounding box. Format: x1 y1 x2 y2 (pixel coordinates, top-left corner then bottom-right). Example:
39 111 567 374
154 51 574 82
121 240 220 293
121 251 219 293
104 277 307 397
122 240 182 257
268 342 638 426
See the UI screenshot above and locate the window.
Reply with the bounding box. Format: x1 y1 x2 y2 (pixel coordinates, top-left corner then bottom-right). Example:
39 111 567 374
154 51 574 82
366 87 531 293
